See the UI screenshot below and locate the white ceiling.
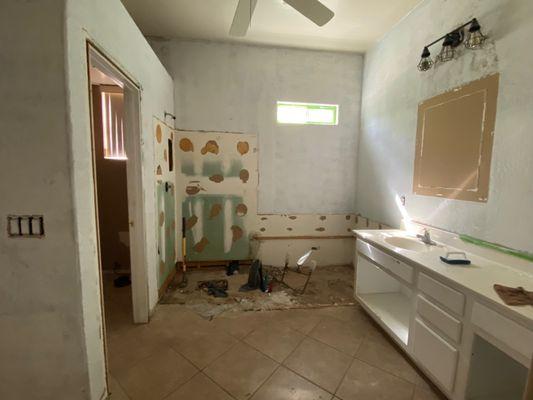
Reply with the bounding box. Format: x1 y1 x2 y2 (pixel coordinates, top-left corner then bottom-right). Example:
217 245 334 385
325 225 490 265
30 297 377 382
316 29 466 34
120 0 422 53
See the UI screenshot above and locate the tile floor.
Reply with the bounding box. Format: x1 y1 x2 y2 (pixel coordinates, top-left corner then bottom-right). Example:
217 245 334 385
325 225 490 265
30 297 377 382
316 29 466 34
104 284 445 400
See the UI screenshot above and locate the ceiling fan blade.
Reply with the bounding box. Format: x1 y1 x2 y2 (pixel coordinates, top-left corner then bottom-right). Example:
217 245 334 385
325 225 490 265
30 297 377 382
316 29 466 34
283 0 334 26
229 0 258 36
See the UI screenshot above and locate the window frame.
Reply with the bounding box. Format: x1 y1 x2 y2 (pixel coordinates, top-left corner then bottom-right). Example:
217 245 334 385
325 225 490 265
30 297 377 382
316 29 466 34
276 101 339 126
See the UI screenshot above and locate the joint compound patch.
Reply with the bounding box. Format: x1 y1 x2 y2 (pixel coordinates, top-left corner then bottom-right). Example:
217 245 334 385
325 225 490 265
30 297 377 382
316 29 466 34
239 169 249 183
179 138 194 152
193 237 209 253
235 203 248 217
237 141 249 155
201 140 219 155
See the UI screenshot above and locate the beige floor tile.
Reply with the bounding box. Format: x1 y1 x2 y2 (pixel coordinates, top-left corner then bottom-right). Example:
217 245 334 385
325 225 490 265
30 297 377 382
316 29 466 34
107 327 167 375
251 366 332 400
283 337 352 393
413 386 445 400
107 374 130 400
170 328 238 369
244 324 305 362
210 312 266 340
115 347 198 400
316 306 368 324
309 317 364 356
165 373 233 400
336 359 414 400
204 342 278 400
268 309 323 334
355 335 419 384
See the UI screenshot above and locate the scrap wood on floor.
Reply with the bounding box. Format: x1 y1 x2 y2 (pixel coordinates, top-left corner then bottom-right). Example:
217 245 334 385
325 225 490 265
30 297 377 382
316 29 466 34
160 263 355 319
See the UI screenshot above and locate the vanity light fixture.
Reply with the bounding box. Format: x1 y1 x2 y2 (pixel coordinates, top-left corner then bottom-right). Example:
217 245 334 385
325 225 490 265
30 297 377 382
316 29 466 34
417 18 486 72
464 18 486 49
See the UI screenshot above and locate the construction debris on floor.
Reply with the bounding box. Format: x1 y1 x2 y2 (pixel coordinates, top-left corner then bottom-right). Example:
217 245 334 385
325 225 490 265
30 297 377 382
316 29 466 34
160 263 356 319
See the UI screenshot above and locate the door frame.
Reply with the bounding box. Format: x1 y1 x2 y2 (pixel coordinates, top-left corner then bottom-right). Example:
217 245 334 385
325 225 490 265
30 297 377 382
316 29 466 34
86 42 149 324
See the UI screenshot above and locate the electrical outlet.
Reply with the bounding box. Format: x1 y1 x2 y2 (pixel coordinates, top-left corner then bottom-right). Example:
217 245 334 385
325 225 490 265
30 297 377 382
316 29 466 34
7 215 44 238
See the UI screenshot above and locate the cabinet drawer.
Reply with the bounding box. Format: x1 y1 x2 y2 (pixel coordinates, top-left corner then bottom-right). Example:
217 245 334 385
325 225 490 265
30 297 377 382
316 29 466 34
413 318 458 392
472 302 533 360
357 240 414 284
417 295 462 343
418 273 465 316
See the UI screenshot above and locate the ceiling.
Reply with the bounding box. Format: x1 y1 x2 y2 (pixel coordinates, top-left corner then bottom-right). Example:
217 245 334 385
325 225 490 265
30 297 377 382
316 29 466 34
120 0 422 53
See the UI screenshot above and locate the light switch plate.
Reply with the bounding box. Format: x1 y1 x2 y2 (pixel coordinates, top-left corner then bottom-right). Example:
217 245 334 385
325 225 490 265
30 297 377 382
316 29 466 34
7 215 45 237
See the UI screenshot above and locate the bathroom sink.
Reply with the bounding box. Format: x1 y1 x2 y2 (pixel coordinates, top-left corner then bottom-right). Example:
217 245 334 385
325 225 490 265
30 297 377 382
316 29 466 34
384 236 432 252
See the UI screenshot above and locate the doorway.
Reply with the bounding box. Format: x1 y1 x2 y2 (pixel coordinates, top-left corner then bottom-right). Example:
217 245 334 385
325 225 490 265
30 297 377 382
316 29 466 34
87 43 149 328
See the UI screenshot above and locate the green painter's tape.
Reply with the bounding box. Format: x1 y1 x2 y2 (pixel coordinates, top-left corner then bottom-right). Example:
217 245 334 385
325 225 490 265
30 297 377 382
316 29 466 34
459 235 533 263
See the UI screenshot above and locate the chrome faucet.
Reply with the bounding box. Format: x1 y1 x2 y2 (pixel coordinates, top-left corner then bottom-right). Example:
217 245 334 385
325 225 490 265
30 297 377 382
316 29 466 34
417 229 436 246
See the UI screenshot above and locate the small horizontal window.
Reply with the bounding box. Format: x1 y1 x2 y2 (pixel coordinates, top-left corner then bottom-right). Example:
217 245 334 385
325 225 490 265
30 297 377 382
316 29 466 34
277 101 339 125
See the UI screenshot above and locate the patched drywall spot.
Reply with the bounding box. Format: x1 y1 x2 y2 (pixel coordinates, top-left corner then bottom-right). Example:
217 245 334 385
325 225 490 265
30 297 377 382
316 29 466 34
186 215 198 230
156 124 162 143
186 185 204 195
179 138 193 152
289 216 297 220
201 140 219 155
156 165 162 175
227 159 243 176
237 141 249 155
231 225 243 242
209 174 224 183
159 212 165 226
203 160 223 177
315 227 325 232
235 203 247 217
239 169 249 183
320 216 327 220
193 237 209 253
209 203 222 219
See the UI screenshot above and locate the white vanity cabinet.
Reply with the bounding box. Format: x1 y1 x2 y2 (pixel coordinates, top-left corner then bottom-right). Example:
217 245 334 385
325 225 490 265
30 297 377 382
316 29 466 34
354 235 533 400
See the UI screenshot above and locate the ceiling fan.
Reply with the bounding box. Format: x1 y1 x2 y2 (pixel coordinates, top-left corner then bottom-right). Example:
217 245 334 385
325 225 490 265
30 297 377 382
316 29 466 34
230 0 334 36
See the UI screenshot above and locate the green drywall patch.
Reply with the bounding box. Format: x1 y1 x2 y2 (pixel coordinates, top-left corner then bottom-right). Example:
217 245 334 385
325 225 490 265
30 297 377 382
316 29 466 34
181 159 194 176
227 159 243 177
183 194 248 262
460 234 533 263
202 160 223 177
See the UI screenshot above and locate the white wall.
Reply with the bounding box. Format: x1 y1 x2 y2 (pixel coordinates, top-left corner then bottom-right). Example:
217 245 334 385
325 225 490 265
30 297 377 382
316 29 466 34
357 0 533 253
0 1 89 399
65 0 174 397
0 0 173 399
151 39 363 214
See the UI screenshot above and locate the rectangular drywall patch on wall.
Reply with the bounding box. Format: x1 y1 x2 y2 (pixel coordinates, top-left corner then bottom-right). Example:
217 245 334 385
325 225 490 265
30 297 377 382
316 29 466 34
413 74 499 202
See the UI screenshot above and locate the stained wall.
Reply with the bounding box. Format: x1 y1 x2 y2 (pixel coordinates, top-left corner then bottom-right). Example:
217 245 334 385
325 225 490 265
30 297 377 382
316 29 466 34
150 39 363 214
357 0 533 253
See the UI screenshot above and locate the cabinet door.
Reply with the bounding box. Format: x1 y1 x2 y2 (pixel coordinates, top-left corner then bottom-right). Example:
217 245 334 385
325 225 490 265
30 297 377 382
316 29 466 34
413 318 458 392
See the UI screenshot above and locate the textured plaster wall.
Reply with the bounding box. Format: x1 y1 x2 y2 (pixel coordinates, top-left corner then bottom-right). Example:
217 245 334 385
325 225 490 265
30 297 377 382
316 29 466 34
66 0 173 398
358 0 533 253
150 39 363 214
0 1 88 399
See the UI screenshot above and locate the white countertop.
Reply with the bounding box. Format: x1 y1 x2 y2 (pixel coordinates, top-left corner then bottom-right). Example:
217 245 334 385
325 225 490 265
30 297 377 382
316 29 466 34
354 229 533 328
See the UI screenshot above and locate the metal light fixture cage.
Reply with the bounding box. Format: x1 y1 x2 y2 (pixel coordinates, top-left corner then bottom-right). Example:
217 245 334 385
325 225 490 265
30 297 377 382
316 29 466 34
465 18 486 49
418 18 486 71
